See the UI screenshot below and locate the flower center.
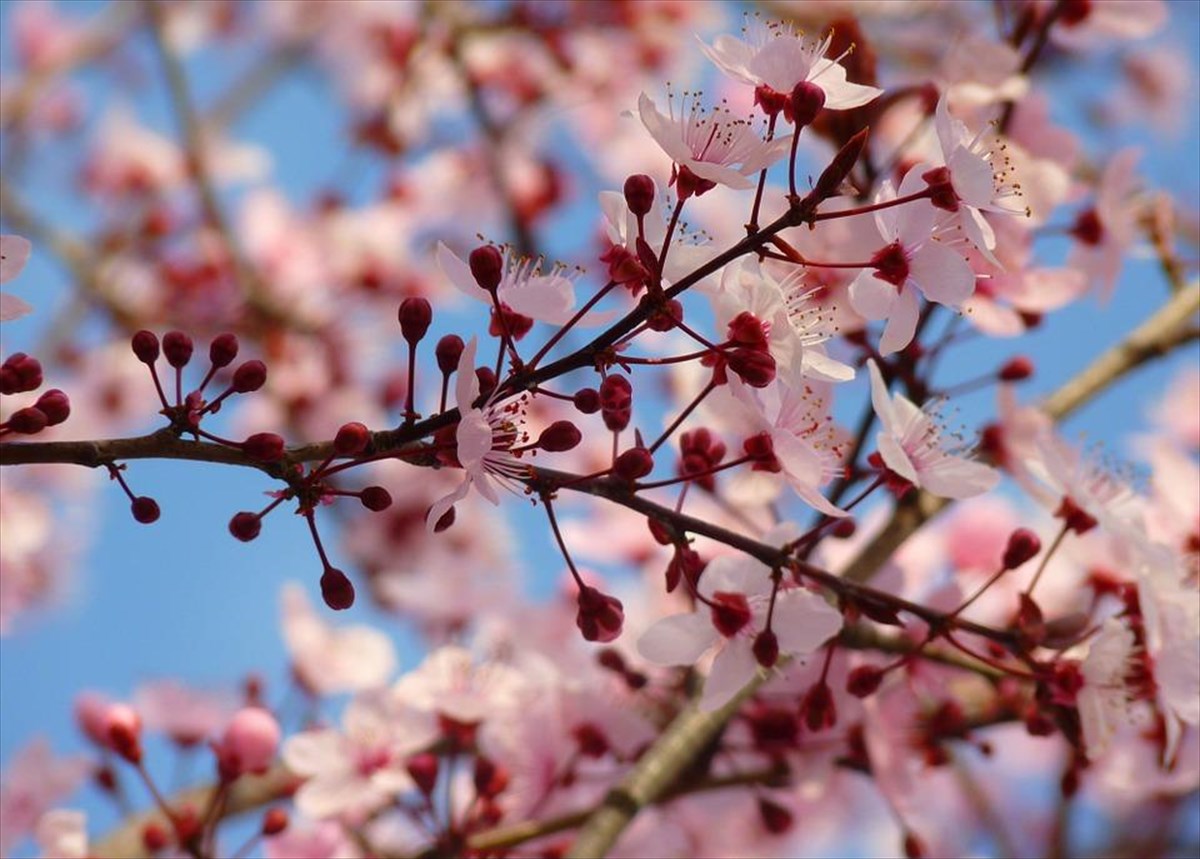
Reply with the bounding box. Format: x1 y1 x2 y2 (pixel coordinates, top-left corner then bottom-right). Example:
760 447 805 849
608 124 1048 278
870 241 910 287
710 591 753 637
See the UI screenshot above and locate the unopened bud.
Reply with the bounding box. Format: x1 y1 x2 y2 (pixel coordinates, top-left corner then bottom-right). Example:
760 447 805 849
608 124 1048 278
35 389 70 425
407 753 440 795
790 81 826 127
999 356 1034 382
753 630 780 668
623 174 656 216
7 406 47 434
209 333 240 368
538 420 582 452
243 432 285 462
599 374 633 432
131 331 160 365
131 496 160 524
162 331 194 368
334 422 370 456
232 360 268 393
360 486 392 512
576 586 625 643
614 446 654 481
573 387 601 414
320 567 355 611
727 347 776 387
398 297 433 345
468 245 504 292
436 334 465 374
846 665 884 698
1002 528 1041 570
229 512 262 542
261 808 288 836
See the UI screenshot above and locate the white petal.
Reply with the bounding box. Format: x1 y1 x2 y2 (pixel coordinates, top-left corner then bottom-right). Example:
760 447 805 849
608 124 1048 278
295 772 379 819
456 409 493 471
918 455 999 499
454 337 480 413
684 159 756 190
698 34 758 86
503 274 576 324
878 288 920 355
800 348 856 383
638 93 691 165
772 590 844 654
909 241 975 307
948 147 996 208
425 477 471 535
866 360 897 431
848 269 897 320
700 639 759 712
283 730 346 777
877 430 920 485
703 555 771 598
637 613 716 666
436 241 488 302
0 292 33 322
0 235 31 284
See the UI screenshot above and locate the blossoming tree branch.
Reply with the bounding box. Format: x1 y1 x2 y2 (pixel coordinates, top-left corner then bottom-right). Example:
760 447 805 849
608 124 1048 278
1 2 1197 858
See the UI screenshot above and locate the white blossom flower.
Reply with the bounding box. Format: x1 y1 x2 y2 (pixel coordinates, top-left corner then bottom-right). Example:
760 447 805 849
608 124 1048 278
867 360 999 499
1077 618 1136 760
0 234 33 322
281 583 397 695
436 241 581 325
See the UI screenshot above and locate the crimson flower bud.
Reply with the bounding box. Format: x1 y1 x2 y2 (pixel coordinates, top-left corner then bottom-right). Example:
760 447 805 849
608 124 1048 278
141 823 169 853
753 630 780 668
334 421 370 456
573 387 601 414
398 297 433 345
243 432 285 462
645 297 683 332
711 592 752 638
1002 528 1041 570
474 756 510 799
7 406 47 434
538 420 582 452
573 723 610 758
999 356 1034 382
800 680 837 731
35 389 70 426
922 166 958 212
320 567 355 610
744 432 780 472
468 245 504 292
232 360 268 393
726 311 769 350
846 665 884 698
831 518 857 539
576 586 625 643
105 704 143 764
131 331 160 364
407 753 440 795
599 374 632 432
209 333 240 368
623 174 656 216
162 330 194 368
475 367 497 399
131 496 160 524
758 798 794 835
614 446 654 481
360 486 392 512
219 707 280 778
727 347 776 387
812 127 869 202
261 808 289 837
229 512 262 542
790 80 825 127
0 352 43 394
436 334 465 374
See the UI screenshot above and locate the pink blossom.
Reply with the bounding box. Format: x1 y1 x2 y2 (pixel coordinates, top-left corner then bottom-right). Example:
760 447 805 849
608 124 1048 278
264 819 361 859
0 738 89 857
638 524 843 711
1077 618 1137 760
134 680 236 747
281 583 397 696
1150 366 1200 451
1049 0 1167 50
1067 147 1143 301
391 645 526 726
0 234 32 322
218 708 282 777
868 360 999 499
436 242 583 326
34 809 87 859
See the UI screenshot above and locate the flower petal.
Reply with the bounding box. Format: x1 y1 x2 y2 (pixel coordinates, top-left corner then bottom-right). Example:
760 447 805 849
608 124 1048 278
848 269 897 320
909 241 975 307
878 287 920 355
0 235 31 285
700 638 759 712
772 589 844 654
637 612 716 666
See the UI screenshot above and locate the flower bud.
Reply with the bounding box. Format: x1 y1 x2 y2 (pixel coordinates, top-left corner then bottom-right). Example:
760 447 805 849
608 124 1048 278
334 421 370 456
623 174 656 217
846 665 884 698
475 367 497 399
614 446 654 481
1002 528 1041 570
261 808 288 837
131 331 160 365
599 374 632 432
243 432 285 462
573 387 601 414
436 334 465 374
360 486 393 511
474 756 510 799
219 708 280 778
999 356 1034 382
0 352 43 394
407 753 440 795
727 347 776 388
162 330 194 368
812 128 869 203
398 297 433 345
105 704 143 764
576 586 625 643
753 630 780 668
320 567 355 611
800 680 837 732
209 333 240 368
232 360 268 393
790 81 826 127
35 389 70 426
744 432 780 472
726 311 769 350
758 797 794 835
538 420 582 452
131 496 160 524
645 297 683 332
142 822 169 853
7 406 47 434
468 245 504 292
229 512 262 542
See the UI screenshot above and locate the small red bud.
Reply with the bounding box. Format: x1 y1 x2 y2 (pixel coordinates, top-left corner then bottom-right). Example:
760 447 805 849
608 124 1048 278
35 389 70 426
320 567 355 610
131 496 160 524
208 333 240 368
229 512 262 542
539 420 582 452
243 432 285 462
475 367 497 399
334 421 370 456
7 406 47 434
261 808 289 837
398 297 433 344
710 592 753 638
727 347 776 388
999 356 1034 382
232 360 268 393
407 753 440 795
106 704 143 764
599 374 632 432
468 245 504 292
141 821 169 852
0 353 43 394
162 330 194 368
131 331 160 364
753 630 780 668
758 798 794 835
614 446 654 481
623 174 656 217
831 518 857 539
473 756 510 799
800 680 837 732
435 334 465 374
573 387 601 414
790 81 826 127
360 486 393 512
846 665 884 698
1002 528 1042 570
576 586 625 643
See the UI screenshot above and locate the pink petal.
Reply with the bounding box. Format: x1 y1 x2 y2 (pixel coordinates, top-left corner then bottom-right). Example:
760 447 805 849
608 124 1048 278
0 293 33 322
848 269 897 320
918 455 999 499
877 429 920 486
909 240 975 307
637 613 716 666
867 360 898 431
0 235 31 285
637 93 692 165
878 287 920 355
772 589 844 654
699 638 758 712
503 274 576 324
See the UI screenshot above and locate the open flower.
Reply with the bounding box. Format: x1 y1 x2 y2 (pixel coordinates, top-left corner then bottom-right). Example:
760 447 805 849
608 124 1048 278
436 241 582 326
0 234 33 322
867 360 999 499
848 175 976 355
426 337 530 532
638 525 843 711
1077 618 1136 760
700 18 881 115
638 92 791 196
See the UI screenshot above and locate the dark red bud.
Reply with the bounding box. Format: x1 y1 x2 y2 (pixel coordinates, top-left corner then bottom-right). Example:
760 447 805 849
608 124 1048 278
710 592 752 638
209 333 240 368
744 432 780 472
131 496 160 524
141 822 169 852
999 356 1034 382
360 486 393 512
35 389 70 426
727 311 769 350
398 297 433 344
243 432 285 462
831 518 857 539
162 331 194 368
846 665 884 698
7 406 47 434
229 512 262 542
1002 528 1042 570
812 128 869 202
468 245 504 292
435 334 465 374
473 756 510 799
0 353 42 395
232 360 268 393
645 297 683 332
573 387 601 414
131 331 160 364
753 630 780 668
475 366 497 399
334 421 370 456
599 374 632 432
261 808 288 836
623 174 656 217
790 81 826 127
320 567 355 610
538 420 582 452
576 586 625 643
800 680 837 731
614 447 654 481
727 347 776 387
407 753 440 795
758 798 794 835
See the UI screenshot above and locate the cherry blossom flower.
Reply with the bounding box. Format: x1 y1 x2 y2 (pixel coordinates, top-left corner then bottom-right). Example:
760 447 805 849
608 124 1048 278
264 819 362 859
867 360 999 499
282 691 436 820
700 18 882 113
1067 147 1143 301
638 524 843 711
133 680 236 747
848 175 976 354
436 241 583 326
391 645 526 726
1049 0 1168 50
425 338 531 533
1149 365 1200 450
281 583 397 695
637 92 791 195
1077 618 1137 760
0 738 89 857
598 186 712 290
35 809 87 859
0 234 32 322
1020 433 1139 530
